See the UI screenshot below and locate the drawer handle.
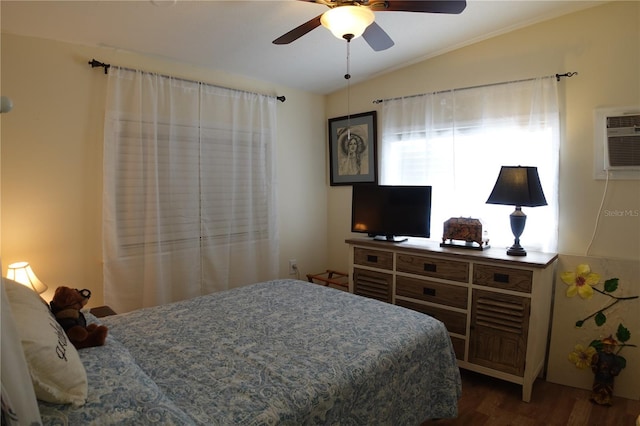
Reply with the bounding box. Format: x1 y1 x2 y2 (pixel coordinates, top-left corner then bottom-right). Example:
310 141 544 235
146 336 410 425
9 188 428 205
367 255 378 263
423 287 436 296
494 273 510 283
424 263 437 272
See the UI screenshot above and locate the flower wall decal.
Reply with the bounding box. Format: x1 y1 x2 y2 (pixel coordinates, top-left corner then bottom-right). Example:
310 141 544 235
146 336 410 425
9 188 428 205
568 344 597 369
561 263 600 299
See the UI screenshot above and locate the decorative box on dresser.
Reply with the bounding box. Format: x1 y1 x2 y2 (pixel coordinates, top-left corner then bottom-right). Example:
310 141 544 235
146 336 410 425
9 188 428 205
346 237 558 402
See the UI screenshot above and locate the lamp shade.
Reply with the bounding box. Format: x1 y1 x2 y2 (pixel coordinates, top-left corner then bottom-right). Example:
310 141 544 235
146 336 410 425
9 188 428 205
486 166 547 207
6 262 48 294
0 96 13 113
320 6 375 40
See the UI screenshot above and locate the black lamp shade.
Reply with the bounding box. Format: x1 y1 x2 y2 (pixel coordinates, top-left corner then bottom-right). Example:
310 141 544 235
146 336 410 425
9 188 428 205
486 166 547 207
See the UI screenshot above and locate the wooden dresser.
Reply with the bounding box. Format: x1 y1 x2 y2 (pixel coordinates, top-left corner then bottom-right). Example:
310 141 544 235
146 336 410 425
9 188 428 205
346 237 558 402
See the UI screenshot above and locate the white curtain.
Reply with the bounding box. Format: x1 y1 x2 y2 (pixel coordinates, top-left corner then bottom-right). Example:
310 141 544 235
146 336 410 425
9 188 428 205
381 77 559 253
103 68 279 313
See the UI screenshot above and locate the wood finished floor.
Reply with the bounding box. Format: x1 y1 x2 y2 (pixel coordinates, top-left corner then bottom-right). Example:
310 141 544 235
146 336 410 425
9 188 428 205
423 369 640 426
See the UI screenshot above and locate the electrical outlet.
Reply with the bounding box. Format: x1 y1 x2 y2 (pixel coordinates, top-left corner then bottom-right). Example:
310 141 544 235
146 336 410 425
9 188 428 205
288 259 298 275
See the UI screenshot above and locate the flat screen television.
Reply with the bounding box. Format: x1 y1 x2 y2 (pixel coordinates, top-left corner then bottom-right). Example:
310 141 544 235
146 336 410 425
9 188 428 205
351 185 432 242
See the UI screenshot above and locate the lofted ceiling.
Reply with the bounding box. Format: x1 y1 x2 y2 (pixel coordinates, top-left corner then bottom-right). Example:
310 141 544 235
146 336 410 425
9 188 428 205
1 0 604 94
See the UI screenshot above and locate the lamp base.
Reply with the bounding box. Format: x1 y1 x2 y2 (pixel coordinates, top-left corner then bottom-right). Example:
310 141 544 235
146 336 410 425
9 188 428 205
507 207 528 256
507 244 527 256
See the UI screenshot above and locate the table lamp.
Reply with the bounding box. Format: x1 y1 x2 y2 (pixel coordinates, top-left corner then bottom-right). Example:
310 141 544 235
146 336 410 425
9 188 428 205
486 166 547 256
6 261 48 293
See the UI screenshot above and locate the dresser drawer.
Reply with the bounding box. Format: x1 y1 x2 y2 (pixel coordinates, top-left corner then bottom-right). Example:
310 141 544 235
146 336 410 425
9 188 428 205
473 264 533 293
396 276 468 309
396 299 467 336
396 254 469 282
354 247 394 270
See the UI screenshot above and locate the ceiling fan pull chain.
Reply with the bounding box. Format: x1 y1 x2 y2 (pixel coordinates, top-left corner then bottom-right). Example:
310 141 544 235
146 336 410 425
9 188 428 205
345 38 352 138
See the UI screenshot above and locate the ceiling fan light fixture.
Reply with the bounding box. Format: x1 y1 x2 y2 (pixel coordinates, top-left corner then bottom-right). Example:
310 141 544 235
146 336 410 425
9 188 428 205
320 6 375 40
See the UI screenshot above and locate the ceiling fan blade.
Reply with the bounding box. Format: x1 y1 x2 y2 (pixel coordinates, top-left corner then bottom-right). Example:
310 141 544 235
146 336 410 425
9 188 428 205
273 14 323 45
362 22 394 51
376 0 467 14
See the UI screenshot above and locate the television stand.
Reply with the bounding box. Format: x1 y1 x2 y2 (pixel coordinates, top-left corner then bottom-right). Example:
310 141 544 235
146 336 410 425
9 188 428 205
372 235 408 243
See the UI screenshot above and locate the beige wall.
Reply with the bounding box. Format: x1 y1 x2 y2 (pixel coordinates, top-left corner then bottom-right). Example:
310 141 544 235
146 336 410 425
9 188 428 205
326 1 640 271
1 34 328 307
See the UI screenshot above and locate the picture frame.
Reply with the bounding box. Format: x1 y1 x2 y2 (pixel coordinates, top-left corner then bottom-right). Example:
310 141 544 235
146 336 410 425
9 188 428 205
328 111 378 186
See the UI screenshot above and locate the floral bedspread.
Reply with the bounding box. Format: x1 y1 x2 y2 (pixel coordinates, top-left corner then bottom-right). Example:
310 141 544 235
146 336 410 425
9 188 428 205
39 279 461 425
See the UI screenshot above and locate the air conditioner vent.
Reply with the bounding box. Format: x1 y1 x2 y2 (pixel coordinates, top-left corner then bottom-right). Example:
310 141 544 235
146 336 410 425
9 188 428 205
607 114 640 129
607 135 640 167
605 113 640 169
593 106 640 180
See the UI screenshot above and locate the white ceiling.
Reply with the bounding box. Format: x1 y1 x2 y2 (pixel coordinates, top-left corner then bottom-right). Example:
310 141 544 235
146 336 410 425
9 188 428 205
1 0 604 94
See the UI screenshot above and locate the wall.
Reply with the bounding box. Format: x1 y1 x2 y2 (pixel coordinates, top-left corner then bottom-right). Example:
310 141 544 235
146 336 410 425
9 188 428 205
326 1 640 271
1 33 328 307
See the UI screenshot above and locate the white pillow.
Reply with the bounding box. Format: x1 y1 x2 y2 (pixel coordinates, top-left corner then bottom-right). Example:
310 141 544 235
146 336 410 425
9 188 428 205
3 278 88 406
1 281 42 424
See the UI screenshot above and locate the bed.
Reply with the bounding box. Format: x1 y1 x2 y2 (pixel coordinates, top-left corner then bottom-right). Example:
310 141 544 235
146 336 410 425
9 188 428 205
2 277 461 425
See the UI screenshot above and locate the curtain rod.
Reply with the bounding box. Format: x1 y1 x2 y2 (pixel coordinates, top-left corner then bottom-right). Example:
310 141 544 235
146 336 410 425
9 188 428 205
372 72 578 104
88 59 286 103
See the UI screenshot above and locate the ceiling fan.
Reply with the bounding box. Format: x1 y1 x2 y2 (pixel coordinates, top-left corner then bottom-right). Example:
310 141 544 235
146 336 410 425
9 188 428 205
273 0 467 51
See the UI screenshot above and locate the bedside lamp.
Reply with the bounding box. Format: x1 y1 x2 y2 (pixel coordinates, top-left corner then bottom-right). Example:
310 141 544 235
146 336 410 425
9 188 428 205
6 262 48 294
486 166 547 256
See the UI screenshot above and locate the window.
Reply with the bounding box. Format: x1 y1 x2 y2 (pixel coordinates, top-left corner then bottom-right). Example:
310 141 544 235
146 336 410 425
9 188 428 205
103 68 278 313
381 78 559 252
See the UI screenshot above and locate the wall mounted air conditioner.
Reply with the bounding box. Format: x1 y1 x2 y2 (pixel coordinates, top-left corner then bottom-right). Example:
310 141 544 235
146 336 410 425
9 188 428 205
593 106 640 180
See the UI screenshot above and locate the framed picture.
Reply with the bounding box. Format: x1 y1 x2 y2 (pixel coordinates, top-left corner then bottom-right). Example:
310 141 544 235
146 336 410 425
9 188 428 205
328 111 378 186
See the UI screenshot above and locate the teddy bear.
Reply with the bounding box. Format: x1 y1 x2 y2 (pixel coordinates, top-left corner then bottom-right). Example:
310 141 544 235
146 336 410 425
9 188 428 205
49 286 108 350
